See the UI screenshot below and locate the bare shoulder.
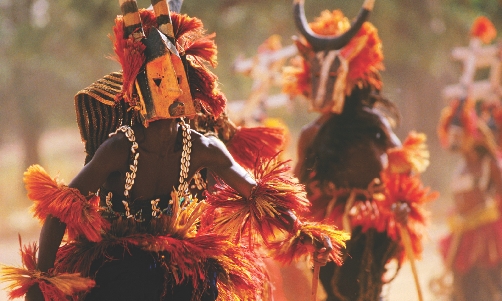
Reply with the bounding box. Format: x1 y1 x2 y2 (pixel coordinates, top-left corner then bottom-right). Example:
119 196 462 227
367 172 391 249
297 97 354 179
189 129 220 149
91 131 131 170
68 131 131 192
300 117 325 136
298 120 321 148
190 130 233 168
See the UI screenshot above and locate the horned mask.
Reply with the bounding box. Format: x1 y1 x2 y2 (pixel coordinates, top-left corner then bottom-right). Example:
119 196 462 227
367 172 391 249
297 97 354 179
289 0 382 114
119 0 195 127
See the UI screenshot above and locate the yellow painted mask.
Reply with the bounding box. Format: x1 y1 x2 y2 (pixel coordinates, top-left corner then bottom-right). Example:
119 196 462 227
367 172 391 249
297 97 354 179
135 27 195 126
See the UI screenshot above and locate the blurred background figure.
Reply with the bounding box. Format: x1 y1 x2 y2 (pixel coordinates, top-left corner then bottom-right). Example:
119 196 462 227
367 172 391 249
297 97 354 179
282 0 437 300
230 34 297 127
433 16 502 301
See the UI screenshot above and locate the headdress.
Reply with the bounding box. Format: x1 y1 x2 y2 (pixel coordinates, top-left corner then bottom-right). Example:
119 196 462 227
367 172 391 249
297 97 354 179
438 16 500 156
75 0 225 163
283 0 384 113
438 97 499 157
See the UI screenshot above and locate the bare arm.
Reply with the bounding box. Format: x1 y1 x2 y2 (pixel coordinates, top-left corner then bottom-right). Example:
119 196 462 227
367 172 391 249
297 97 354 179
294 126 311 178
197 135 301 230
195 134 333 264
294 120 321 178
26 135 129 301
199 135 256 197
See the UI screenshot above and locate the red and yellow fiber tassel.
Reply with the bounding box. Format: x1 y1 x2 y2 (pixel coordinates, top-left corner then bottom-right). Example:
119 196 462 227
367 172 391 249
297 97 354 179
269 222 350 266
226 126 286 170
110 13 146 105
56 234 265 300
204 156 310 247
379 171 438 262
387 131 430 174
0 236 94 300
24 164 109 242
52 190 266 301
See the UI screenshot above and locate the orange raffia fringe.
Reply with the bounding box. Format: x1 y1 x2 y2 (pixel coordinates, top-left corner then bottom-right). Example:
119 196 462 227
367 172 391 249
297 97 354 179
204 155 310 248
437 97 478 149
110 14 147 104
309 10 384 90
0 236 94 300
388 131 430 174
172 12 226 118
226 126 286 170
351 171 438 263
108 234 264 300
24 164 109 242
470 16 497 44
284 9 384 98
380 171 438 261
54 191 265 301
282 56 310 96
269 222 350 266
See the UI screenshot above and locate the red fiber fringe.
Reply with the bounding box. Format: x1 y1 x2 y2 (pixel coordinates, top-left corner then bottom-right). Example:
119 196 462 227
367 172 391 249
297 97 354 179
172 11 225 116
54 230 265 300
269 222 350 266
437 97 478 149
226 126 286 170
387 131 430 174
351 171 438 262
184 34 218 67
188 63 227 117
204 156 310 248
1 236 94 300
110 15 146 104
171 12 204 41
24 165 109 242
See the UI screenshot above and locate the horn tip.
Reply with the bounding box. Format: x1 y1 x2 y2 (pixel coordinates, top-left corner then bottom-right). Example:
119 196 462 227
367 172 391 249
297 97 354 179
362 0 375 11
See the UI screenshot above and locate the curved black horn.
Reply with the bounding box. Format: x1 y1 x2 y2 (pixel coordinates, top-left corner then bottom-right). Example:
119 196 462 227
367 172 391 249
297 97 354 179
293 0 374 52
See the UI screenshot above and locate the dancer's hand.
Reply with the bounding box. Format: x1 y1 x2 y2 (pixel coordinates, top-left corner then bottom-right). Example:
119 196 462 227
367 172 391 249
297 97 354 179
313 233 333 266
300 232 333 266
392 201 411 225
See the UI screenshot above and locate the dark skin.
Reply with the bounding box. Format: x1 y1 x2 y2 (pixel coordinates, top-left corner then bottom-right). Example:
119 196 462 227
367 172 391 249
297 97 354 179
295 108 412 223
295 108 400 184
26 118 331 301
294 106 411 301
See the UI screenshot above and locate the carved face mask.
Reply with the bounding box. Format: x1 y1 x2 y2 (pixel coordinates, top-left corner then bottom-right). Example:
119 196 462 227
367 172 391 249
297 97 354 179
135 27 195 126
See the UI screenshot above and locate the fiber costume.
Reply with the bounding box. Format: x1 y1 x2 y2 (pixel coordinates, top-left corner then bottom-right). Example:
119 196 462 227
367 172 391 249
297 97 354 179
432 16 502 301
435 86 502 299
1 1 349 300
283 0 437 300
